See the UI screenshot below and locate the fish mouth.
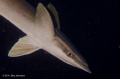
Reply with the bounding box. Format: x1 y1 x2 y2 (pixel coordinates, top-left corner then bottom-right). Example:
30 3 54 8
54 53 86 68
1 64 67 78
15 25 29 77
79 65 92 73
74 60 92 73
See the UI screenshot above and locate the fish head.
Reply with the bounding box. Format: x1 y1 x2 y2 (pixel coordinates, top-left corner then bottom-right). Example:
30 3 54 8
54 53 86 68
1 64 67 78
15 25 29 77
49 29 91 73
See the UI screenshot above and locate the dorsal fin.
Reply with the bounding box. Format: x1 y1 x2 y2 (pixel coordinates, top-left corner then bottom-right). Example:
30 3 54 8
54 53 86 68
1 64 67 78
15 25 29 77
47 3 60 29
34 3 55 41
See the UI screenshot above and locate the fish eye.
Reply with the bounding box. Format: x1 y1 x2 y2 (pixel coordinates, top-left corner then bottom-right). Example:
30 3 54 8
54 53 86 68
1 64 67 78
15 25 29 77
66 51 72 57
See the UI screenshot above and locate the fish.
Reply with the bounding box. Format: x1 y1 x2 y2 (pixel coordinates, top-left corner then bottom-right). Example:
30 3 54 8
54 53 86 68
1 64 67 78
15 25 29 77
0 0 91 73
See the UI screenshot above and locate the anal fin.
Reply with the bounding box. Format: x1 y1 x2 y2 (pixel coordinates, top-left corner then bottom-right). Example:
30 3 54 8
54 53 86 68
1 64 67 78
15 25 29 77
8 36 40 57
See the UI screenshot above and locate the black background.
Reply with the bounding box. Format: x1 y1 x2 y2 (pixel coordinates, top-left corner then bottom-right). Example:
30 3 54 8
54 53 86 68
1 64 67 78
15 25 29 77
0 0 120 79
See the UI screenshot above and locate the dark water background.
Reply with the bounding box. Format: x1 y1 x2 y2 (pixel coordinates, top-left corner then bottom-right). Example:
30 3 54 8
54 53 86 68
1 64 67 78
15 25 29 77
0 0 120 79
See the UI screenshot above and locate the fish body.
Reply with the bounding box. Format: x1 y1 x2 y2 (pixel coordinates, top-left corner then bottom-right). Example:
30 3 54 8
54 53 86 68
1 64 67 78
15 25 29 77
0 0 91 73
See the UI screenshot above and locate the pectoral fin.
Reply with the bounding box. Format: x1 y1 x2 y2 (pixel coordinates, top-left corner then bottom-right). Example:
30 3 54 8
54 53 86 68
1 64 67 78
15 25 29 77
35 3 55 41
47 3 60 29
8 36 40 57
